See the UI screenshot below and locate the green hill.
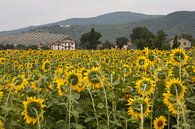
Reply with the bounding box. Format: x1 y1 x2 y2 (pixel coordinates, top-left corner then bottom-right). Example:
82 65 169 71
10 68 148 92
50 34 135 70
0 11 194 45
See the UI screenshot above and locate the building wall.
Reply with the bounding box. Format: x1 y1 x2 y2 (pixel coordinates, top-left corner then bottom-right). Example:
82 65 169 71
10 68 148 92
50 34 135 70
169 38 191 49
51 39 76 50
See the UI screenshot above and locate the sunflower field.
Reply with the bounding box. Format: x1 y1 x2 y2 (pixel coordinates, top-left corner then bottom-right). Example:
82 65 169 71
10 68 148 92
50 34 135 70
0 48 195 129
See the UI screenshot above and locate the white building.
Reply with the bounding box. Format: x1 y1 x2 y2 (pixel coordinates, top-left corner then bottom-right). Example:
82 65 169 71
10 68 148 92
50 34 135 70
51 38 76 50
169 37 191 49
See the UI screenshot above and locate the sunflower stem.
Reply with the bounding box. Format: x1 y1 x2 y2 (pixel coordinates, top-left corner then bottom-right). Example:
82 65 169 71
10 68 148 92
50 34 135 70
97 74 110 127
140 84 147 129
33 108 41 129
68 86 72 129
111 74 117 129
175 86 180 129
168 113 170 129
87 87 99 128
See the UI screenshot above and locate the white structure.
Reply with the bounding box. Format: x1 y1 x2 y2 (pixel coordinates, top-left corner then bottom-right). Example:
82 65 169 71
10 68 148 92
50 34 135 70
51 38 76 50
169 37 191 49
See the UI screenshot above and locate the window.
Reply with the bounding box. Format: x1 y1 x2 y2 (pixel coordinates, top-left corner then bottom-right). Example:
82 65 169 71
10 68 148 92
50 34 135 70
184 42 186 45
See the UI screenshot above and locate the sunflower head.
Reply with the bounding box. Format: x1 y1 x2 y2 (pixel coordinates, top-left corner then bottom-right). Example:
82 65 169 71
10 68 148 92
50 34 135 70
127 97 151 118
170 48 188 65
0 120 4 129
13 75 28 92
153 116 167 129
166 78 185 99
42 60 51 72
22 97 45 125
135 78 155 96
136 56 148 69
85 68 104 89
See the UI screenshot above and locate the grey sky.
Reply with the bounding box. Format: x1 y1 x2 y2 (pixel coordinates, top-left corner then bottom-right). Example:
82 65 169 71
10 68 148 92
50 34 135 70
0 0 194 31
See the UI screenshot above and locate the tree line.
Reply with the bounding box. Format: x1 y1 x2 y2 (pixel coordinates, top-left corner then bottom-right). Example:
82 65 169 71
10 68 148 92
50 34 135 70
79 26 195 50
0 43 50 50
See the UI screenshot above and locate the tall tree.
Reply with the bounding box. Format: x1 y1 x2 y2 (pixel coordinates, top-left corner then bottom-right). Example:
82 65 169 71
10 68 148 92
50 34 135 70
116 37 128 49
130 27 155 49
172 36 180 49
155 30 167 49
80 28 102 49
102 40 112 49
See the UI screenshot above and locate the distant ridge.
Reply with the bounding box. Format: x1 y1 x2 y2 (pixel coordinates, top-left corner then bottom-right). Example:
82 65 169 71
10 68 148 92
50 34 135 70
0 11 162 35
51 11 162 25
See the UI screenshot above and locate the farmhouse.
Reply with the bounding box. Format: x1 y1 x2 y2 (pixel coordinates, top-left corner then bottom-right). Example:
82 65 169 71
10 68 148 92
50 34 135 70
169 37 191 49
51 38 76 50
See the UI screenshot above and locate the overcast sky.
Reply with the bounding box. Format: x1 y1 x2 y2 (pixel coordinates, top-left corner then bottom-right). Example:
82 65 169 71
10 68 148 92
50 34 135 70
0 0 194 31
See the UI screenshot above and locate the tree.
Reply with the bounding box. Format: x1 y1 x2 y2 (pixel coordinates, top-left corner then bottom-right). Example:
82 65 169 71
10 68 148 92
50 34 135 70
80 28 102 49
130 27 155 49
40 45 50 50
155 30 167 49
116 37 128 49
27 45 38 50
16 44 27 50
102 40 112 49
172 36 180 49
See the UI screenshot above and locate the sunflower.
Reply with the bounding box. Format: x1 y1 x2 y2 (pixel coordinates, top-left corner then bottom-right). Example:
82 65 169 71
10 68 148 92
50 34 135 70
0 120 4 129
122 64 131 77
66 71 84 92
0 91 3 98
41 60 51 72
55 64 63 74
163 93 186 114
54 77 67 96
147 51 158 66
170 48 188 65
12 75 28 92
0 57 6 65
127 97 151 118
153 116 167 129
136 56 148 69
22 97 46 125
84 67 104 89
135 78 155 96
165 78 185 99
31 82 42 92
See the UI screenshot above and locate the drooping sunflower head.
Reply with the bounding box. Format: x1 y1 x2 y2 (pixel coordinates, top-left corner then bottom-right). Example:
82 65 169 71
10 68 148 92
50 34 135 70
12 75 28 92
163 93 186 114
136 56 148 69
22 97 45 125
127 97 151 118
66 71 84 92
153 116 167 129
166 78 185 99
54 77 67 96
85 68 104 89
147 51 157 66
41 60 51 72
135 78 155 96
170 48 188 65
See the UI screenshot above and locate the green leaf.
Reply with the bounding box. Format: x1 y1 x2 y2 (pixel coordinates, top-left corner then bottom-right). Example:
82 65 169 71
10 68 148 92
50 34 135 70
73 123 85 129
97 103 104 109
72 110 79 120
0 105 12 112
72 93 80 100
84 117 93 122
56 120 65 125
